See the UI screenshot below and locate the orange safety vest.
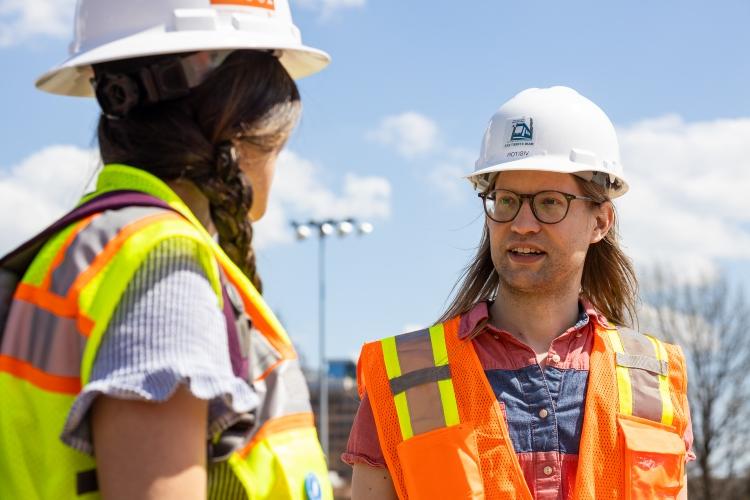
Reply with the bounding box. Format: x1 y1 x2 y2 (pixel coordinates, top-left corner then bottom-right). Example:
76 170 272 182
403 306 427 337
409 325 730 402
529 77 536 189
357 316 689 500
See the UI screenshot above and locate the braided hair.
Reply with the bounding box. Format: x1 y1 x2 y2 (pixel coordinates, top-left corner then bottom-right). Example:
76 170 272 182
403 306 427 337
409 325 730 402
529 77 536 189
97 50 301 291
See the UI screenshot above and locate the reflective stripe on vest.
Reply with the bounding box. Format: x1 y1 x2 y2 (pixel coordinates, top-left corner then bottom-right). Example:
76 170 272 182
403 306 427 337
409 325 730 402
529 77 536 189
0 164 331 500
1 207 192 395
380 323 460 440
606 327 674 426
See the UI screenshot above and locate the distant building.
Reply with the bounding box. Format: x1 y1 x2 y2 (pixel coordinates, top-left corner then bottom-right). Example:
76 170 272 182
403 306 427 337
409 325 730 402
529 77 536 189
306 359 360 494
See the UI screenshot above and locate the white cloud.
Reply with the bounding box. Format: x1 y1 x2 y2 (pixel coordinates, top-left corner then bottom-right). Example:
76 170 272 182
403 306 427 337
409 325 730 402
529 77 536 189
368 113 473 203
428 165 466 201
250 150 392 249
367 112 439 158
617 115 750 282
427 148 475 202
0 146 390 255
293 0 365 19
321 0 365 16
400 323 424 333
0 145 100 254
0 0 75 47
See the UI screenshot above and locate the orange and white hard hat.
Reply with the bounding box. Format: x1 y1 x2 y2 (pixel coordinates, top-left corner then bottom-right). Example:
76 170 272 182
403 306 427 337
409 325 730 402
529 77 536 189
36 0 330 97
468 86 628 198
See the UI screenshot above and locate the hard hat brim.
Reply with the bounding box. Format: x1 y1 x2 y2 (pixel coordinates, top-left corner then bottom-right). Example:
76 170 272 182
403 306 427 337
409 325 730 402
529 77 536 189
36 31 331 97
467 155 629 198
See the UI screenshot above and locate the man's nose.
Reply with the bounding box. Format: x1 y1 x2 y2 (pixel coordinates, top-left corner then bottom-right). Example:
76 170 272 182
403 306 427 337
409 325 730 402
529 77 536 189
510 198 541 234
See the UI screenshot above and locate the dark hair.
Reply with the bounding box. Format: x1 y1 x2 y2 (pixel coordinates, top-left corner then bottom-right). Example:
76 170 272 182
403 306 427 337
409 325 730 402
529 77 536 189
438 176 638 330
97 50 301 292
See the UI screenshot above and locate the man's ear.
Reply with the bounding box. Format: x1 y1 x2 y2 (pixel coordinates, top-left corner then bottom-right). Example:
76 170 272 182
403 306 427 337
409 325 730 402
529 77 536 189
591 201 615 244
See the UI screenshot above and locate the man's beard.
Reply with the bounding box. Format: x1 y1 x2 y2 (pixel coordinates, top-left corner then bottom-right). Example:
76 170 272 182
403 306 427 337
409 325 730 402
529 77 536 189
495 257 583 300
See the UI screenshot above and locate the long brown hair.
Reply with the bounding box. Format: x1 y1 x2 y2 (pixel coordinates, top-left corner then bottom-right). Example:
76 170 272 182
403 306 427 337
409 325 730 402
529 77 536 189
97 50 301 292
438 176 638 328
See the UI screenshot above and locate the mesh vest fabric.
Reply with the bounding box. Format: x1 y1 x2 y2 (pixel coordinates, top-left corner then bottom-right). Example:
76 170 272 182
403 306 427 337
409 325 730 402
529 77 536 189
572 330 688 499
359 318 688 500
359 317 531 499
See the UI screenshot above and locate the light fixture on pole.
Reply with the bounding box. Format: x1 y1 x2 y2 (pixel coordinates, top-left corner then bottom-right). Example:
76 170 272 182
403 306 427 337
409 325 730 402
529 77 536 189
290 218 374 462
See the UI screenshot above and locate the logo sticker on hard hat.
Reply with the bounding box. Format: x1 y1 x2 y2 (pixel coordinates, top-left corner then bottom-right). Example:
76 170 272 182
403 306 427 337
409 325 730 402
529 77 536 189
506 117 534 147
211 0 275 10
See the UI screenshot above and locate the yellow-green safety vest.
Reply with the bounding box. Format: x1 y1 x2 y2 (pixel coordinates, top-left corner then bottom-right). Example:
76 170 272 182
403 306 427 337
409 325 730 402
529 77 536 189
0 164 332 499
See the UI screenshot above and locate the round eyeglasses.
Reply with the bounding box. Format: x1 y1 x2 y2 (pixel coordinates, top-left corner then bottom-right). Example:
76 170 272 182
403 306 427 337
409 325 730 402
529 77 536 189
479 189 597 224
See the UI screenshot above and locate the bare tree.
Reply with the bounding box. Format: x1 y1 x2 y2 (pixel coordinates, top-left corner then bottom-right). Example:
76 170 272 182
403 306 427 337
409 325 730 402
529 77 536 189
644 270 750 500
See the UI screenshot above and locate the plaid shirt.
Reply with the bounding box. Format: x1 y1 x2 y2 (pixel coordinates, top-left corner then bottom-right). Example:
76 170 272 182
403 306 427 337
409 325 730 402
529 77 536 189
343 301 694 500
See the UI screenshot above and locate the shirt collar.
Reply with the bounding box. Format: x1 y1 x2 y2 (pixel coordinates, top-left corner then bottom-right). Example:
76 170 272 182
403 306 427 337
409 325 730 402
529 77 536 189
457 298 608 340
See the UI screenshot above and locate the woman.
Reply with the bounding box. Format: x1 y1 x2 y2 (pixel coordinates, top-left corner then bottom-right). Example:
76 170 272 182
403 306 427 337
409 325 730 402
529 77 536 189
0 1 332 499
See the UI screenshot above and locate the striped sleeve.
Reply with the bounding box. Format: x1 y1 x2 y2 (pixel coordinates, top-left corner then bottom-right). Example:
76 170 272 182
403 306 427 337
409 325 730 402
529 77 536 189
61 237 259 455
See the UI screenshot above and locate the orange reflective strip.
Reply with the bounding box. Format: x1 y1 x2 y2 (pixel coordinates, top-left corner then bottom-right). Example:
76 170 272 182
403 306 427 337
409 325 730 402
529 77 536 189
41 215 97 291
14 214 177 338
14 284 96 338
237 412 315 459
222 270 296 360
77 315 95 337
254 358 284 383
211 0 275 10
0 355 81 394
15 283 77 317
68 213 183 302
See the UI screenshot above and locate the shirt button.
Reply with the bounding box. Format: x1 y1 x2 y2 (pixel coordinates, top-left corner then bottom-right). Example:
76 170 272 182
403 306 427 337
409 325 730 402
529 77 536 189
543 466 553 476
539 408 549 418
575 332 582 338
551 354 561 363
493 334 499 340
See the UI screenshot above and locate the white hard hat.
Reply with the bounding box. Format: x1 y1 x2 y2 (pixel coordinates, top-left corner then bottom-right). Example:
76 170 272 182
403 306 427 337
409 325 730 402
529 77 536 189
468 86 628 198
36 0 330 97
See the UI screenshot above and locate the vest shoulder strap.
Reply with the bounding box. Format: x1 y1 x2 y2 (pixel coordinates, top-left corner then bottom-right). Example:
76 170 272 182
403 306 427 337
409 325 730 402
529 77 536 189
0 192 174 342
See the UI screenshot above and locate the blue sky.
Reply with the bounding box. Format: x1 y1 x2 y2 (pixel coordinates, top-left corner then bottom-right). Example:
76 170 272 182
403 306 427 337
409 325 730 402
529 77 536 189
1 0 749 366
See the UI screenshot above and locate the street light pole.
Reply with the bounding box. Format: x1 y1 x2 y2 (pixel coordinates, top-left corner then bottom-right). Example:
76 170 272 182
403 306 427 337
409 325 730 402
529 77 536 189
317 229 328 458
291 219 374 462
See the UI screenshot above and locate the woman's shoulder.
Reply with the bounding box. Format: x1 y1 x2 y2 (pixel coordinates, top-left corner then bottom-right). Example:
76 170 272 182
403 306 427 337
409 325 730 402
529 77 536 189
77 205 194 247
61 205 209 277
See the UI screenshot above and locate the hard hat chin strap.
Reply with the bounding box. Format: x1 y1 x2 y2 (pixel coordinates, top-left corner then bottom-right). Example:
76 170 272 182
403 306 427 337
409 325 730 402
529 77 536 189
92 50 233 118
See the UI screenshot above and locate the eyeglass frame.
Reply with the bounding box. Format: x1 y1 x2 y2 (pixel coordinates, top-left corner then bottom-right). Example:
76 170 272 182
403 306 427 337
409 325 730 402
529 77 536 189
478 189 599 225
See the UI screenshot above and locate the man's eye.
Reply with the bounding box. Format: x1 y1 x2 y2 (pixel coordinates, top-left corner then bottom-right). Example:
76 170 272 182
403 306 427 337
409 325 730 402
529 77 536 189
540 196 562 206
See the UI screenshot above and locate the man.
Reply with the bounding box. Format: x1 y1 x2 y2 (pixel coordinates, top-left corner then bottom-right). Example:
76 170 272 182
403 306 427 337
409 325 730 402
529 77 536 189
344 86 693 499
